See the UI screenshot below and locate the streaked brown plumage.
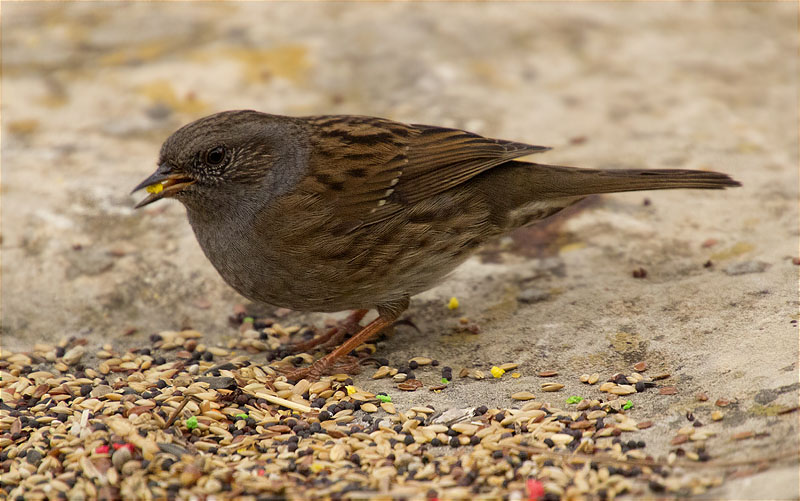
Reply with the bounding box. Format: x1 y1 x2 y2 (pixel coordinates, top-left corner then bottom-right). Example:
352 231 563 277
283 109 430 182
133 110 740 379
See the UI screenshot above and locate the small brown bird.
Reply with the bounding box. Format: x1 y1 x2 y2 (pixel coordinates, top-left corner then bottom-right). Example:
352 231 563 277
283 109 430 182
133 110 740 380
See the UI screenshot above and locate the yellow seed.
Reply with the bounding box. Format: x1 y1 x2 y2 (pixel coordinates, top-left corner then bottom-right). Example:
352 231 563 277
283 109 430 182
490 366 505 378
511 372 521 378
345 385 356 395
145 183 164 194
448 297 459 310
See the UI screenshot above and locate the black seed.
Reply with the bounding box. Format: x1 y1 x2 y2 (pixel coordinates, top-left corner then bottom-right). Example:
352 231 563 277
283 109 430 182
449 437 460 447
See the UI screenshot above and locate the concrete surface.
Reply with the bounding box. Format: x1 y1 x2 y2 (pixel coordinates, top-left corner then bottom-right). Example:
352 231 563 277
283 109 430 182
2 2 798 498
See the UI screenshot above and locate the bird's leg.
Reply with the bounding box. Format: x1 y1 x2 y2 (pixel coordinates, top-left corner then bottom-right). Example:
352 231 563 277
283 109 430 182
284 310 400 382
286 309 368 354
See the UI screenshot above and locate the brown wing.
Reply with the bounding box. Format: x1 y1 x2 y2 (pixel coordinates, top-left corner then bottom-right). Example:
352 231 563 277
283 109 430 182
297 115 550 227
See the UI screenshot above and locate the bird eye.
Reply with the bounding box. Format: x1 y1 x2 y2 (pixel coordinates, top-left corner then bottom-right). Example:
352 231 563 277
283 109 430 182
205 146 226 166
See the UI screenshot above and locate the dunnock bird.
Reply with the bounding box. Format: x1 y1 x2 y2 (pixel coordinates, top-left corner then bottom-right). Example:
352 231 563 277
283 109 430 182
133 110 740 380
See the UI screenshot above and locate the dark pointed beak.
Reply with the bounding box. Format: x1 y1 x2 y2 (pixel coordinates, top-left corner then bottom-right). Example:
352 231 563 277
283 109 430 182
132 164 195 209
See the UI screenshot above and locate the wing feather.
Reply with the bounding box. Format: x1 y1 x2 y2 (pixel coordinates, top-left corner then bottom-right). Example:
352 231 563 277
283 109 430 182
298 116 549 227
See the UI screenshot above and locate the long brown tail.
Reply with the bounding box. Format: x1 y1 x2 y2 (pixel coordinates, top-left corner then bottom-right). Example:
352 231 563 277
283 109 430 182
521 162 741 198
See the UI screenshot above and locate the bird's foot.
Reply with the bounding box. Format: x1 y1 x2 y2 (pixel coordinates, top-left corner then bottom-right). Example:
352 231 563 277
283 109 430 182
282 309 368 355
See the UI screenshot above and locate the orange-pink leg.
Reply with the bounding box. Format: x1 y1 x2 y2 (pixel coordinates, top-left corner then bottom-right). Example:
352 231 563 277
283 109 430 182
284 314 394 382
286 309 368 354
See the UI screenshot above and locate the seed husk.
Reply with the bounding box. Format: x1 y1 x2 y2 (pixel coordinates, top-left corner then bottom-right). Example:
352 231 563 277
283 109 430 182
511 391 536 401
361 403 378 413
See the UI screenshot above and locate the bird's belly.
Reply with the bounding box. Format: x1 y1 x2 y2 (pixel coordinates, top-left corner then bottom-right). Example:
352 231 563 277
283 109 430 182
189 194 491 313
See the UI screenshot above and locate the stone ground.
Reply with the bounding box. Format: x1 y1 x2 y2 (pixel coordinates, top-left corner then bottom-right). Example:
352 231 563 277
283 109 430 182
2 2 798 498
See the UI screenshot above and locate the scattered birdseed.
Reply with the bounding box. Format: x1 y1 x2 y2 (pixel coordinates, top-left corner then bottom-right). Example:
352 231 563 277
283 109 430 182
511 372 521 378
490 366 505 378
0 329 742 500
659 386 678 395
447 296 460 309
633 361 647 372
715 398 731 407
566 396 583 404
588 372 600 384
711 410 724 421
541 382 564 392
511 391 536 401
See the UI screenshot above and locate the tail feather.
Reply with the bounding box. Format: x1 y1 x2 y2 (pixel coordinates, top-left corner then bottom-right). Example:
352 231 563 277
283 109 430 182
523 162 741 198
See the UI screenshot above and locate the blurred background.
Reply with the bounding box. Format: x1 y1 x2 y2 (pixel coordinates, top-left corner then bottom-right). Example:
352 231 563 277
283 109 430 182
2 2 797 345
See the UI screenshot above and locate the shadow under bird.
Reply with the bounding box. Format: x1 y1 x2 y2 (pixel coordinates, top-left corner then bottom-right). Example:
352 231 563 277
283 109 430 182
133 110 740 380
